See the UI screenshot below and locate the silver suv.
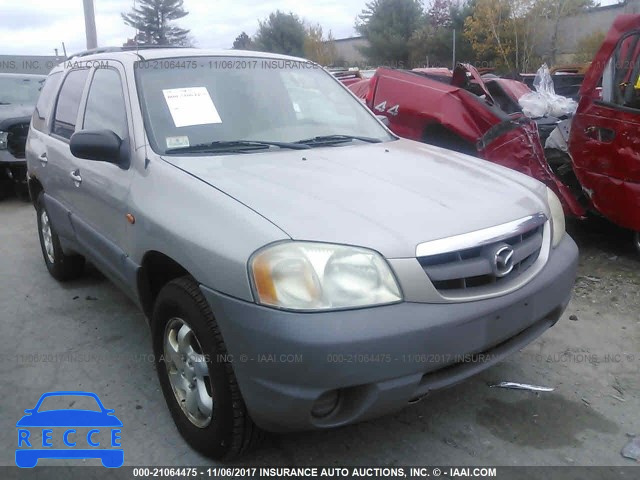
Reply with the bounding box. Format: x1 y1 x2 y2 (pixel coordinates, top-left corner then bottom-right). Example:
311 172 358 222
26 47 578 459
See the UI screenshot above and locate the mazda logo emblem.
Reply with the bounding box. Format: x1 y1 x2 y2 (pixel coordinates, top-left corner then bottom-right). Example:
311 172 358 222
493 245 515 277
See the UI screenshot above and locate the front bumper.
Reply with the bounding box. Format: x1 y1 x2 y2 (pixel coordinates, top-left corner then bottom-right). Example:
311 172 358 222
201 235 578 432
0 149 26 165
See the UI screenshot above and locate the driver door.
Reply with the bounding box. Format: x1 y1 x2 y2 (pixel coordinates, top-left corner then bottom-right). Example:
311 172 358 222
67 64 136 290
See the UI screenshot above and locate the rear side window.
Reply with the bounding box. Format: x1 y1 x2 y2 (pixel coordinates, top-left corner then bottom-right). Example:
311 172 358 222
83 68 128 139
32 72 63 132
52 69 90 140
612 33 640 109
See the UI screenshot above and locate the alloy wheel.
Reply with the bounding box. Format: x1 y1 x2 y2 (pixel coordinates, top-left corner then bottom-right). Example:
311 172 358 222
40 210 55 264
163 317 213 428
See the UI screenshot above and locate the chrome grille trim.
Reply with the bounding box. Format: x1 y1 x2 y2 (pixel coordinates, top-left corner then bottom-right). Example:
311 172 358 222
415 213 550 300
415 213 547 258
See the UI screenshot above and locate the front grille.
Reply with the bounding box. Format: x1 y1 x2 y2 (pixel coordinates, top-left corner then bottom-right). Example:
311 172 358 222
418 217 545 294
7 123 29 159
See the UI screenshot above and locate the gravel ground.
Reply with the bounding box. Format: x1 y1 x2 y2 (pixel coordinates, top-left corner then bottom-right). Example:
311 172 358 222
0 197 638 468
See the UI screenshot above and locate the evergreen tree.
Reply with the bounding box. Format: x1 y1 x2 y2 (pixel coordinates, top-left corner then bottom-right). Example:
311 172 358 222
254 11 307 57
232 32 254 50
122 0 191 46
355 0 425 66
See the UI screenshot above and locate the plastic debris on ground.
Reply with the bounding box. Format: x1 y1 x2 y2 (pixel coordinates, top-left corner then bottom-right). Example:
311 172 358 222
621 436 640 462
519 64 578 119
489 381 555 392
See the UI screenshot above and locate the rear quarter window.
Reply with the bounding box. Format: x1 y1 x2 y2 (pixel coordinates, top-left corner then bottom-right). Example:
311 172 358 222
32 72 63 133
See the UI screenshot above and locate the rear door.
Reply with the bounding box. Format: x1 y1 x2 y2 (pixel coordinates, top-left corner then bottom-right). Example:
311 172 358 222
569 17 640 231
42 68 91 240
65 63 136 290
27 70 63 189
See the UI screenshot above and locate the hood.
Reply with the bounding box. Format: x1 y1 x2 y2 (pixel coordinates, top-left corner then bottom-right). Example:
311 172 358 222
0 104 33 129
163 139 548 258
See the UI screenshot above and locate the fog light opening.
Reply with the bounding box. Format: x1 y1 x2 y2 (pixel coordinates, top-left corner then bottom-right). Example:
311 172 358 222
311 389 340 418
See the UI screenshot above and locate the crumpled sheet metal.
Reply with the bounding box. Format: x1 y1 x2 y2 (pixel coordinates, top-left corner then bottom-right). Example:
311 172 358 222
482 119 585 217
350 68 586 217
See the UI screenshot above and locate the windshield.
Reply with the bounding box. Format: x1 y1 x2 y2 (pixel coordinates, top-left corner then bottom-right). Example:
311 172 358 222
135 56 394 154
0 76 45 105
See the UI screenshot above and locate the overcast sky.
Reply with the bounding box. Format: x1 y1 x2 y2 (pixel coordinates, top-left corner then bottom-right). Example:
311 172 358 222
0 0 367 55
0 0 622 56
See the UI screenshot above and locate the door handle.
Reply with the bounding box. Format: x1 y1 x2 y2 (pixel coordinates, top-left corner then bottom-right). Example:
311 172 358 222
39 152 48 166
584 126 615 143
70 169 82 187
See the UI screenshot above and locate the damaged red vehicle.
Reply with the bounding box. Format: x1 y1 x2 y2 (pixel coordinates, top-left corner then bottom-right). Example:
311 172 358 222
348 64 585 218
350 15 640 252
544 14 640 252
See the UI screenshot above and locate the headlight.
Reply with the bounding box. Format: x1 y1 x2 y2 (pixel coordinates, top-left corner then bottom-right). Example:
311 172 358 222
250 242 402 311
546 187 566 248
0 131 8 150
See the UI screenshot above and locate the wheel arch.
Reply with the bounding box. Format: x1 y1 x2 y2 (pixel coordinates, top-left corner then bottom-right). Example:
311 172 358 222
137 250 192 319
27 174 44 209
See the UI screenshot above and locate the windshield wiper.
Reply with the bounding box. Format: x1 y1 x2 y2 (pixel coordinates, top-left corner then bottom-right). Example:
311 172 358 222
293 134 383 146
166 140 310 154
0 102 11 105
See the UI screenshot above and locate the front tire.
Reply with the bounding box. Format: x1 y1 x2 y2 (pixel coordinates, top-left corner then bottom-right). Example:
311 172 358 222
634 231 640 254
152 276 262 459
36 192 85 281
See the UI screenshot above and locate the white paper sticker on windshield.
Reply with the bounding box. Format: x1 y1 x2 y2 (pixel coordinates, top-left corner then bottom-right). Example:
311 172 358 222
166 136 190 149
162 87 222 127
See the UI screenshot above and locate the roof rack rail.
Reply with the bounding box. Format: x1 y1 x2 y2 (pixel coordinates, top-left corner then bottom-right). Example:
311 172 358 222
67 45 191 60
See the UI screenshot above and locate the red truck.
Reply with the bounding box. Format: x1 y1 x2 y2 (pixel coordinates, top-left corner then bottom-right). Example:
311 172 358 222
348 64 585 218
349 14 640 252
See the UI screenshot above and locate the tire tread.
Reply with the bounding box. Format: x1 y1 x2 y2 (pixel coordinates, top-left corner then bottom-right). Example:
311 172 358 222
159 276 263 459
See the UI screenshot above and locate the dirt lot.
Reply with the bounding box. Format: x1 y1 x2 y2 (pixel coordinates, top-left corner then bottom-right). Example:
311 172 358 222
0 197 638 467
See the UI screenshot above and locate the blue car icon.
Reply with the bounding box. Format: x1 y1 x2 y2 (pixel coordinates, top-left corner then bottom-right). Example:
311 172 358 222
16 391 123 468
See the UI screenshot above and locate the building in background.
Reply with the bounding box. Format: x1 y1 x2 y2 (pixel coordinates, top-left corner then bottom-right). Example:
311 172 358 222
331 36 368 67
536 0 640 64
332 0 640 68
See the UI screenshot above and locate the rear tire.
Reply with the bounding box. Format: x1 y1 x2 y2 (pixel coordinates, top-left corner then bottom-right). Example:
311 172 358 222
36 192 85 281
634 231 640 254
152 276 263 459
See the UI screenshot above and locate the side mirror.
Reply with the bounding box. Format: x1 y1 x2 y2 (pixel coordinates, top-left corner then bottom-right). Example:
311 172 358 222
70 130 126 166
376 114 390 127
